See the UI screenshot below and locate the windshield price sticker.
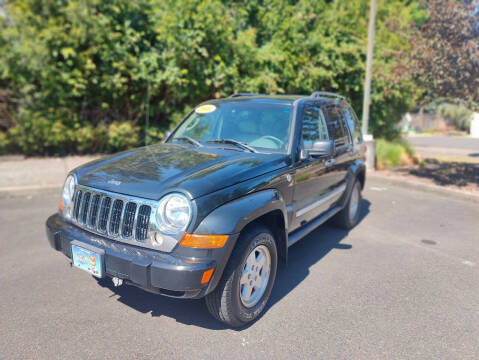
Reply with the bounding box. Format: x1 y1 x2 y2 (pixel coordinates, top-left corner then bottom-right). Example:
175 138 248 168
195 104 216 114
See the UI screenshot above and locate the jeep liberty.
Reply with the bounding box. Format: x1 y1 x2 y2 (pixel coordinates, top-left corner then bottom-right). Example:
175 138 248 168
46 92 366 327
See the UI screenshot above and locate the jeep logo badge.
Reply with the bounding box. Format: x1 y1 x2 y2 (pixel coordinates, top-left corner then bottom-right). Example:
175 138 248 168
107 179 121 186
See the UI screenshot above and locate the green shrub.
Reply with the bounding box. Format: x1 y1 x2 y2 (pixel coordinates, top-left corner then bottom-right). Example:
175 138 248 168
107 122 140 152
0 0 424 156
0 131 9 154
144 126 164 146
436 103 473 131
376 139 415 170
7 112 76 155
74 124 109 154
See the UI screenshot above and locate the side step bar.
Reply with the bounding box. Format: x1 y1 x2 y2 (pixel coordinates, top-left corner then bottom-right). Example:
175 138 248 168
287 205 342 247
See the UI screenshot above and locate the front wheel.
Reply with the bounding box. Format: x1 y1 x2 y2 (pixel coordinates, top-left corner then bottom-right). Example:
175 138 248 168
205 224 278 327
332 179 362 229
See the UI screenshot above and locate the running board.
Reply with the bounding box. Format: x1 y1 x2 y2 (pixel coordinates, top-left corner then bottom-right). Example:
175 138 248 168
287 205 342 247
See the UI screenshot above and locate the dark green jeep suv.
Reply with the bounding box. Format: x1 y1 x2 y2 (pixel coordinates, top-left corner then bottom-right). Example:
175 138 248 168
46 92 366 327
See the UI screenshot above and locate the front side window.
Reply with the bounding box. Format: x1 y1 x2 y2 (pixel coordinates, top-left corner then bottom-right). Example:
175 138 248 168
169 101 293 152
301 103 329 149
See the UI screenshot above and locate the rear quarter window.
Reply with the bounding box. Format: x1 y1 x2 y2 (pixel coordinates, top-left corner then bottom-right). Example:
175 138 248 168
325 105 350 148
343 106 362 145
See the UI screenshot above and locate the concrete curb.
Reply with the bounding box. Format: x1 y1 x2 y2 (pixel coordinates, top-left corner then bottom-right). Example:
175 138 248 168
368 171 479 204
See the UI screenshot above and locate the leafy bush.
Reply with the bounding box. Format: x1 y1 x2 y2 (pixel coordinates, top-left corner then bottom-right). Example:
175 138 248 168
375 139 415 170
144 126 165 146
0 0 424 155
0 131 9 154
436 103 473 131
107 122 140 152
75 124 109 154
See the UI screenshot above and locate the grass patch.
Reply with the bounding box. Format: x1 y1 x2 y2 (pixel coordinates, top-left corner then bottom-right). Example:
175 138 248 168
376 139 416 170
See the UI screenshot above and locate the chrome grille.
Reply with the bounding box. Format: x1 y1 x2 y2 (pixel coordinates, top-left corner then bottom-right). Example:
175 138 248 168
72 186 152 244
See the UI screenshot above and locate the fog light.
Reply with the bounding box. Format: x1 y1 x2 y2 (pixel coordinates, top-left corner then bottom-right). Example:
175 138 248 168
151 232 164 247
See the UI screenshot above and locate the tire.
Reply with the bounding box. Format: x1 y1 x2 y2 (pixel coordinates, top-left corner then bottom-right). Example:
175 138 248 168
205 224 278 327
332 179 362 229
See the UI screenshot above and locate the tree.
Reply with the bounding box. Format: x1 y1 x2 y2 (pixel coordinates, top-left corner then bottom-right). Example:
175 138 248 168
403 0 479 108
0 0 424 154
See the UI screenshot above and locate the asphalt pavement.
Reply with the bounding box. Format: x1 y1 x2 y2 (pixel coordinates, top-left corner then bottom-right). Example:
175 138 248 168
0 178 478 359
405 136 479 161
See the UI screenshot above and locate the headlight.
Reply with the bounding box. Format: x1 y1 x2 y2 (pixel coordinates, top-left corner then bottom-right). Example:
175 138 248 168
156 193 192 234
61 175 76 219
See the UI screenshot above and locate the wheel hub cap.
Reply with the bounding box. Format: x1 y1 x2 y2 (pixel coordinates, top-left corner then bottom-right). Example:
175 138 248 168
239 245 271 308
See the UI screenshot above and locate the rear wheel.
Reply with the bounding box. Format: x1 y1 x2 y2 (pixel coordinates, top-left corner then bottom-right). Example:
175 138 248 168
332 179 362 229
205 224 278 327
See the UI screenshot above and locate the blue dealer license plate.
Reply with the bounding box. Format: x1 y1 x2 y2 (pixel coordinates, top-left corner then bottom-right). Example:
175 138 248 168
71 243 103 278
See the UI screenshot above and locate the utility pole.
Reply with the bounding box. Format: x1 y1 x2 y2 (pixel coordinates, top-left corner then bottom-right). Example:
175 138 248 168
362 0 376 169
362 0 376 136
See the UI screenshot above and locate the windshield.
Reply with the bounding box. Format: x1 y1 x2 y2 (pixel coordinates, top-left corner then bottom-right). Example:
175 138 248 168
169 101 293 153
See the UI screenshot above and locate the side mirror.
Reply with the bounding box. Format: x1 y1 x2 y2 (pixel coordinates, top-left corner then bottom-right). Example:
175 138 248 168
163 130 172 143
300 140 334 160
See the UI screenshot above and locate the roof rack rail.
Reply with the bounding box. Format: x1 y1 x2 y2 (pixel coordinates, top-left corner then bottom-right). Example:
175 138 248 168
310 91 346 100
229 93 264 98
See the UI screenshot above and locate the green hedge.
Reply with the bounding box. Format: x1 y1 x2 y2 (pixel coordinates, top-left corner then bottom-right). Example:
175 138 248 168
0 0 424 155
0 121 144 155
375 139 416 169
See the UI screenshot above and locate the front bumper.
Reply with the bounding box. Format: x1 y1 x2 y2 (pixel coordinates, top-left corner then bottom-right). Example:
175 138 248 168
46 214 237 299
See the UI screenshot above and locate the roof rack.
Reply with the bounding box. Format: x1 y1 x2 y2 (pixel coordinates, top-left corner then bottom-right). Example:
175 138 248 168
310 91 346 100
229 93 264 98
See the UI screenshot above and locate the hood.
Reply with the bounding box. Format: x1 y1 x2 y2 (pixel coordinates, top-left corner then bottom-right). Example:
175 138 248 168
75 143 289 200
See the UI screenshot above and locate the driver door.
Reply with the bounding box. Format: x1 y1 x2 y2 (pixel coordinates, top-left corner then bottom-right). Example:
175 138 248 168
290 102 337 230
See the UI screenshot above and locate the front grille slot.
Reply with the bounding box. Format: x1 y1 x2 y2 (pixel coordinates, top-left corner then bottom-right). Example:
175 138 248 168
73 191 83 220
136 205 151 242
72 186 153 244
121 202 137 238
109 199 124 236
98 197 112 232
88 194 101 227
80 192 91 224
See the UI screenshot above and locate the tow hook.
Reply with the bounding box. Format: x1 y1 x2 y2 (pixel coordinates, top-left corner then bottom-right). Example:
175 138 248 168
112 277 123 287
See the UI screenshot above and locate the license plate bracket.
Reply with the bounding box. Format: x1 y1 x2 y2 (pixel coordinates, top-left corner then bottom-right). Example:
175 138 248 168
71 240 105 278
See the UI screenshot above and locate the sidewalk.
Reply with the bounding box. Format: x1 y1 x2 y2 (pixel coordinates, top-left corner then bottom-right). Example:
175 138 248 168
0 155 99 191
1 154 478 203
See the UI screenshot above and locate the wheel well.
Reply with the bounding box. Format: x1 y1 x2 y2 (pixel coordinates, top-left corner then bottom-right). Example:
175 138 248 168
241 210 287 263
357 169 365 189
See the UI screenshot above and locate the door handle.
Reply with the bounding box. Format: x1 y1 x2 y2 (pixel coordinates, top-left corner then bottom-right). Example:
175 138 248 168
325 159 336 167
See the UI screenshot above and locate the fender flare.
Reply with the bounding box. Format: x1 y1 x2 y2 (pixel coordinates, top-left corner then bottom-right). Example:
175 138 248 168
193 189 289 294
194 189 288 235
340 159 366 207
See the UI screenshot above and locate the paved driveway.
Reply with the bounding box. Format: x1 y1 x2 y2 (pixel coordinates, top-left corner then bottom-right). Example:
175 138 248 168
0 178 478 359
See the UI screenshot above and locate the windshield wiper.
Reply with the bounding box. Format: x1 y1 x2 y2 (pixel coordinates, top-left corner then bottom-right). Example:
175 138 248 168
173 136 202 147
206 139 257 153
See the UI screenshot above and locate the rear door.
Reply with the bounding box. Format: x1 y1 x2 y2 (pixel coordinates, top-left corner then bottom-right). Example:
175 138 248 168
323 102 354 188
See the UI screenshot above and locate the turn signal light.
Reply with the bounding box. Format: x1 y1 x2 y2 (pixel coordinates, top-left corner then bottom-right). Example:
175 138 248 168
59 198 63 212
179 234 228 248
201 268 215 284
